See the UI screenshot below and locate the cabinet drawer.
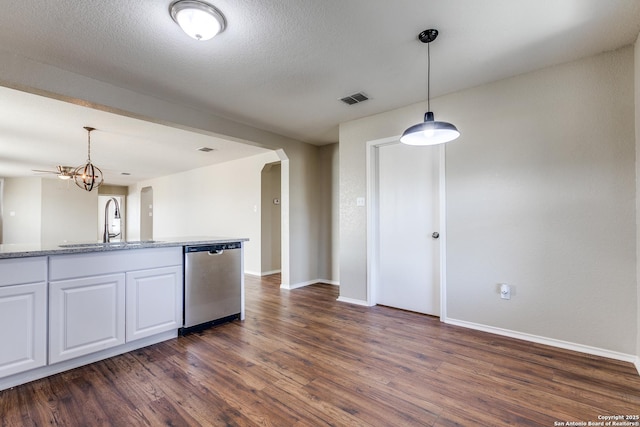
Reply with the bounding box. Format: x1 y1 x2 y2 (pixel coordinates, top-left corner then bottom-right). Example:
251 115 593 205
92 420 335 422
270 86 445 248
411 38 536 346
49 247 182 281
0 257 47 287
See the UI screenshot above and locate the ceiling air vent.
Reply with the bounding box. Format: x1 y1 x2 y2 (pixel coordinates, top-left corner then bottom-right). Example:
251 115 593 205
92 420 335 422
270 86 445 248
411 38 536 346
340 92 369 105
197 147 215 152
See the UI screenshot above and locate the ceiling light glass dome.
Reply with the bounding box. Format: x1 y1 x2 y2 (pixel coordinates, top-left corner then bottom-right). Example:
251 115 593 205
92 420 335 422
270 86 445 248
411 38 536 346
170 0 226 41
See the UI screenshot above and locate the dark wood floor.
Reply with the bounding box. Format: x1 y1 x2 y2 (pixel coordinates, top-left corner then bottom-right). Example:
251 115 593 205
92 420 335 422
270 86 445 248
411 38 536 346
1 274 639 426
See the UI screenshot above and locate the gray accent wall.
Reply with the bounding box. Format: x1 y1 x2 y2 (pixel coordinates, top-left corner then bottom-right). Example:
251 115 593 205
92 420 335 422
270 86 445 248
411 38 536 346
318 143 339 283
339 47 637 355
261 162 282 275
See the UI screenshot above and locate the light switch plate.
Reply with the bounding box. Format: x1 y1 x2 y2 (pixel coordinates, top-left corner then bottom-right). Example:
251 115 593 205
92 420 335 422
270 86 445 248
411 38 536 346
500 283 511 300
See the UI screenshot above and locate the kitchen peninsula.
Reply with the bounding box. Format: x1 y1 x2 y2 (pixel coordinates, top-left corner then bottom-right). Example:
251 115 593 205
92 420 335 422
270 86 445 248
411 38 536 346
0 237 247 391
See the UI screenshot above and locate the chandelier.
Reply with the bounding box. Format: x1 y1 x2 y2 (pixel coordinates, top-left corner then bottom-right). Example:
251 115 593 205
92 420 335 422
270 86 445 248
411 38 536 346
73 126 104 192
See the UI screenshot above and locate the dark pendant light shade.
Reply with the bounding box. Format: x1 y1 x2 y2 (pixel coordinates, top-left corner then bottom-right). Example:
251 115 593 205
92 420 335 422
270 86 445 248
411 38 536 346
400 29 460 146
400 111 460 146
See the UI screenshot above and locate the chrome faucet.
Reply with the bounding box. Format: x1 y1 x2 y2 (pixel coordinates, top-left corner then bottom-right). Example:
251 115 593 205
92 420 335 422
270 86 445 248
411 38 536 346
103 197 121 243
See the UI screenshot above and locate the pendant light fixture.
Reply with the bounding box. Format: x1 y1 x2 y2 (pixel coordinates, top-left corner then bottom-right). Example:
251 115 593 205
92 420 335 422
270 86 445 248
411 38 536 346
73 126 104 192
169 0 226 41
400 29 460 146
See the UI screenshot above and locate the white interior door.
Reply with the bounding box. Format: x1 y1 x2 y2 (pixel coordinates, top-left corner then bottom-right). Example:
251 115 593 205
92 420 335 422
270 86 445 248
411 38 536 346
374 141 440 315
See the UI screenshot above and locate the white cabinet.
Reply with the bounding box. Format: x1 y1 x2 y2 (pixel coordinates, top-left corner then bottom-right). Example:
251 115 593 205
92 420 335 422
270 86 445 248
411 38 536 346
126 266 182 342
49 274 126 364
47 247 182 364
0 257 47 379
0 247 185 391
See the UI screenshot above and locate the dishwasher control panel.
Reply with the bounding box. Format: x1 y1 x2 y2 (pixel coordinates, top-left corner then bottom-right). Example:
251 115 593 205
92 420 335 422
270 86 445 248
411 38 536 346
184 241 242 253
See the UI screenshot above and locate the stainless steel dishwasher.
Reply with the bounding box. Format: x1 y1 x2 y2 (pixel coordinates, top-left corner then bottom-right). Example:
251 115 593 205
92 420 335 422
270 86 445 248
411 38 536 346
181 242 242 334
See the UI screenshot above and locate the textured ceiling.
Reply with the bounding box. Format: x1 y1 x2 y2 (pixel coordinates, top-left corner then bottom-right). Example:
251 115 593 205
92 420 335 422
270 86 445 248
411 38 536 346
0 0 639 183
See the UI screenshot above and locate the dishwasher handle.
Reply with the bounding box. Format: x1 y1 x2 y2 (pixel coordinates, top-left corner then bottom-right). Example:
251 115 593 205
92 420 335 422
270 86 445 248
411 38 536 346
184 242 242 254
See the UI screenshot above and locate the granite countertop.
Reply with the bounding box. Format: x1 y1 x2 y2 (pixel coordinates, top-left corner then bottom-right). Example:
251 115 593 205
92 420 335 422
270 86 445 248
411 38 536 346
0 237 249 259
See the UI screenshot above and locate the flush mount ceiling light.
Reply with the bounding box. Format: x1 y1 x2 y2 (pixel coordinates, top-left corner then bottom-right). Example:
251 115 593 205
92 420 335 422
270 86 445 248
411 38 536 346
400 29 460 146
169 0 226 41
73 126 104 192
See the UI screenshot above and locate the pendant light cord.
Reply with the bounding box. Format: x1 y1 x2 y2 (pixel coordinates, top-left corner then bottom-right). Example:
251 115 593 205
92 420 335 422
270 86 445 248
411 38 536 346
427 40 431 112
86 129 92 162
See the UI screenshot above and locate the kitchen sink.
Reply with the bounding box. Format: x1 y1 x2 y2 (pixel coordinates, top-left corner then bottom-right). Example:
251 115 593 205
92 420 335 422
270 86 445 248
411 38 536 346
59 242 107 248
122 240 161 245
59 240 161 249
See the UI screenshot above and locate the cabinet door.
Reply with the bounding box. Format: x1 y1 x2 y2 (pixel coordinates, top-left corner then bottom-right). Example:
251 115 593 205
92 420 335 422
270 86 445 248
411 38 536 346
126 266 182 342
49 274 125 364
0 282 47 378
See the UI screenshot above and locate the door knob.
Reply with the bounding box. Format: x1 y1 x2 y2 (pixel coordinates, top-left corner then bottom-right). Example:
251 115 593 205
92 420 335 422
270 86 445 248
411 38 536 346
432 232 439 239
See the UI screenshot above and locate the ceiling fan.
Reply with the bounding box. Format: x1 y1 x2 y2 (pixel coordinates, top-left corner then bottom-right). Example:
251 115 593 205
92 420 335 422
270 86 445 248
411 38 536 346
30 126 106 190
32 165 78 180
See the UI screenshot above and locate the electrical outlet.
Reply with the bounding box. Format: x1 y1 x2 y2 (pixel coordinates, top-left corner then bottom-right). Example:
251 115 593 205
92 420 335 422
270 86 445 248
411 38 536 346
500 283 511 300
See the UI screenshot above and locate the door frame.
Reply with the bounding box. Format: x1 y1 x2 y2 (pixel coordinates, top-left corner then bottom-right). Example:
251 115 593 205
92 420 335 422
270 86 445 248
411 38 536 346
365 136 447 320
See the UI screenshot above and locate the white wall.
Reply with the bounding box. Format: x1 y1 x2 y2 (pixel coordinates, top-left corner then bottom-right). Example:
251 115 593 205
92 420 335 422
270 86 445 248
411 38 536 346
0 51 331 287
339 47 637 356
41 178 97 244
2 177 41 244
129 151 279 275
1 177 97 245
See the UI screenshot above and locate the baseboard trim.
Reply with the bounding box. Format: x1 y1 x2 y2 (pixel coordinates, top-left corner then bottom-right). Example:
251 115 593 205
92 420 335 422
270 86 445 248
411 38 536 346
336 296 371 306
245 270 282 277
281 281 309 290
635 357 640 376
445 318 637 365
280 278 339 290
260 269 281 276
